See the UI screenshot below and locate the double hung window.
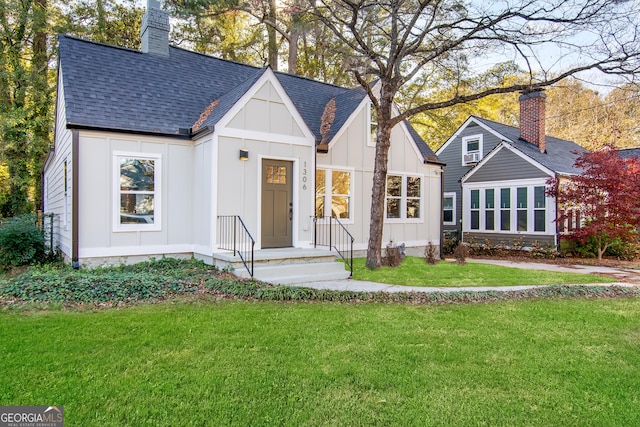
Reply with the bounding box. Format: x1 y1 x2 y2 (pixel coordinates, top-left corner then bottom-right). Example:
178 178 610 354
316 168 352 220
114 152 161 231
386 174 423 220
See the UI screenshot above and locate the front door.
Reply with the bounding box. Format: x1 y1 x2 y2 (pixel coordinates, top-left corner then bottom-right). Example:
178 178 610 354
261 159 293 248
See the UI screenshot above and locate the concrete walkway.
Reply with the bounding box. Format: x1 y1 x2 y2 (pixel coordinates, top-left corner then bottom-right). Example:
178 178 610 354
290 258 640 293
466 258 640 282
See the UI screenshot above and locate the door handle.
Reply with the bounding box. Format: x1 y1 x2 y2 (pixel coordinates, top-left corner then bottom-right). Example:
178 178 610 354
289 202 293 220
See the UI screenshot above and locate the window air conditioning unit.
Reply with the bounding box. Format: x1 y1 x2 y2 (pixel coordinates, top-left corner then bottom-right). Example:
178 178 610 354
464 152 480 164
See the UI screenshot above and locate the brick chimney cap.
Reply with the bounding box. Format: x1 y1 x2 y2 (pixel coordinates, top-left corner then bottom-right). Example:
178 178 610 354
519 90 547 101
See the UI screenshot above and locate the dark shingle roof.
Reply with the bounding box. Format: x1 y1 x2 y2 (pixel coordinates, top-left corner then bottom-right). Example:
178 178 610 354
59 35 258 134
619 147 640 159
472 116 587 175
58 34 437 161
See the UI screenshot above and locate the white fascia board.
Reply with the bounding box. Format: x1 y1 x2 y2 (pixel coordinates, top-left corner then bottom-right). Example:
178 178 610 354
460 142 555 184
215 67 316 143
326 96 368 150
436 116 513 155
328 93 427 164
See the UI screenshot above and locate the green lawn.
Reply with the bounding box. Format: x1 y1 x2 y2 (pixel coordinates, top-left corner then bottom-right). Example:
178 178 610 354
2 298 640 425
352 256 615 287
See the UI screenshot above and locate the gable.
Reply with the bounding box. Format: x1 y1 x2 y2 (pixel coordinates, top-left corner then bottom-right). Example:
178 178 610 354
225 80 305 138
463 145 552 183
436 116 513 156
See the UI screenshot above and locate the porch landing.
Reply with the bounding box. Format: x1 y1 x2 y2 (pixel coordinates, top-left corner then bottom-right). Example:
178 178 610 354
212 248 351 284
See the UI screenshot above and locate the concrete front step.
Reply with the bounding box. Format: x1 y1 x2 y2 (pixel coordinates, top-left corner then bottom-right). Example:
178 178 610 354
213 247 352 284
251 261 351 284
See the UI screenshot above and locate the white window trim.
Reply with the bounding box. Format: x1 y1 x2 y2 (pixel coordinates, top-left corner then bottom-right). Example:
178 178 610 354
367 102 377 147
112 151 162 232
316 167 355 223
443 192 456 225
463 180 554 235
384 172 424 223
462 134 483 166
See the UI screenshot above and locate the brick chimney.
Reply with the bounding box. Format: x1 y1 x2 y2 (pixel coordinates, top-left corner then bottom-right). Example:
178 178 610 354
141 0 170 57
519 90 546 153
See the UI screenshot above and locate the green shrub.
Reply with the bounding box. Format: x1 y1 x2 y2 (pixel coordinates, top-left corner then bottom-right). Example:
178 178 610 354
567 236 640 260
0 214 47 269
441 235 459 255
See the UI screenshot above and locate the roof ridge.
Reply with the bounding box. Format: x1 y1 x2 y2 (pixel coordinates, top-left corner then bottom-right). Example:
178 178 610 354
168 43 263 71
274 70 355 92
472 115 577 145
59 34 141 54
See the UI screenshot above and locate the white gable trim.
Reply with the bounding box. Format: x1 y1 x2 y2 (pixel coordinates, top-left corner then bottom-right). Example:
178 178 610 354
328 95 428 164
327 96 367 150
398 119 431 164
215 67 316 143
436 116 513 155
461 141 555 184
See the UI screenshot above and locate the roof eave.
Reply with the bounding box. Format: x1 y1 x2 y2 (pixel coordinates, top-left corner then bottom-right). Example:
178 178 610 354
66 123 193 140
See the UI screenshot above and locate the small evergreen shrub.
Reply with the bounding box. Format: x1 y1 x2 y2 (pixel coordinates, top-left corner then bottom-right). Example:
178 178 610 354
441 235 460 255
0 214 47 269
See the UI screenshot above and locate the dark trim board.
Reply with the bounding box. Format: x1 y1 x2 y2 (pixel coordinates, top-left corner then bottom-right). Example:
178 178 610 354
72 129 79 268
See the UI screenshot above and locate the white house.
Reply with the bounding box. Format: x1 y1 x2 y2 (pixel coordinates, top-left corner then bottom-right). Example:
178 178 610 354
42 0 444 282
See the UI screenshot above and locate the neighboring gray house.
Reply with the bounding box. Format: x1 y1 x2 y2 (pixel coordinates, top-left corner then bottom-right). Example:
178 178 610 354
619 147 640 160
42 0 444 282
436 91 587 248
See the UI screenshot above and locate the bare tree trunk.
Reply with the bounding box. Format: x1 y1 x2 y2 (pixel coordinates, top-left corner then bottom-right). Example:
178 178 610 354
267 0 277 70
288 27 300 74
365 91 394 269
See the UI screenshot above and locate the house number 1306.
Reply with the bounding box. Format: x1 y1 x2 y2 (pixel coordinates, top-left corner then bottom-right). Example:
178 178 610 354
302 162 307 190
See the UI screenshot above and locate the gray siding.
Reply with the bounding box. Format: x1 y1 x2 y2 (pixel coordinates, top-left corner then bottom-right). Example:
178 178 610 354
437 122 503 233
465 147 549 183
463 232 555 248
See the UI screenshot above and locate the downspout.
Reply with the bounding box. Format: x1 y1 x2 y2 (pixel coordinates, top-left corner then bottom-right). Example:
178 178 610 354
554 172 560 252
72 130 79 269
440 164 445 260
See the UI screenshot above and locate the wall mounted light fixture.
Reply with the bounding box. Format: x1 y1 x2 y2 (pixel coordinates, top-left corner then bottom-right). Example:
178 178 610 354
239 149 249 161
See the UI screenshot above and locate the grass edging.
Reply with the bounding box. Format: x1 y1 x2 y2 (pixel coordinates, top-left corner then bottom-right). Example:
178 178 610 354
1 257 638 309
205 276 640 304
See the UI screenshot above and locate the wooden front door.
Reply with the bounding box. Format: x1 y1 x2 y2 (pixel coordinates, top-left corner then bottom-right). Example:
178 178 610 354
261 159 293 248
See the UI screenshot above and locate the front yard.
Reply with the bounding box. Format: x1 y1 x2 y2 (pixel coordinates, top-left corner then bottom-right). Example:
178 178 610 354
2 299 640 425
1 258 639 425
351 256 615 287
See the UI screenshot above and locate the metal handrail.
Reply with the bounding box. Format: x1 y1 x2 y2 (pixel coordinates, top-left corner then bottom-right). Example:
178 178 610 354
313 216 354 277
217 215 255 277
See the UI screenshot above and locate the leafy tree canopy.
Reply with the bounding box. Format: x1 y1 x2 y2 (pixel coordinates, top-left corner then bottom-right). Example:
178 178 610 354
547 148 640 261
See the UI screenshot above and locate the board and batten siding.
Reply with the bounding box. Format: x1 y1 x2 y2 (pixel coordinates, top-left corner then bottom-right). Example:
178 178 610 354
215 79 315 249
43 69 73 259
436 121 503 234
318 105 442 252
226 81 306 138
76 132 194 262
192 136 213 256
464 147 549 182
